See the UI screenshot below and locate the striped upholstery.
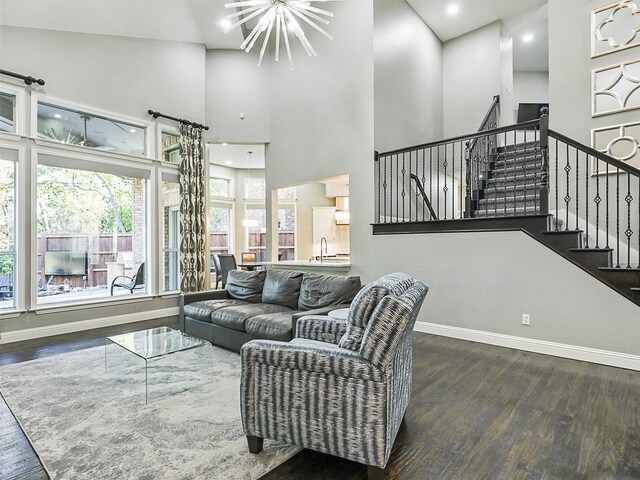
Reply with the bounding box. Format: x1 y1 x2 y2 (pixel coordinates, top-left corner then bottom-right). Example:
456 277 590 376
338 272 414 351
240 273 428 470
295 315 347 344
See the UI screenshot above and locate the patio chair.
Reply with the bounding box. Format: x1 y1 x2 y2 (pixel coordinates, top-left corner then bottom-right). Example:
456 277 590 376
110 262 145 295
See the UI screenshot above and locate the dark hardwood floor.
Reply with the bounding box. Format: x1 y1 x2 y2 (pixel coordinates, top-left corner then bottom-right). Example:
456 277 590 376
1 320 640 479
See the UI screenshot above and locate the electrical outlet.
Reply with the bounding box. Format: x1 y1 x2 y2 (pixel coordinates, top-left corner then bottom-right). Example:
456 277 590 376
522 313 531 326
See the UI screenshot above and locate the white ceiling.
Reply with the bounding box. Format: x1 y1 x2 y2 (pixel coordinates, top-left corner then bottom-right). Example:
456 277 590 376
208 143 266 169
0 0 243 49
0 0 548 70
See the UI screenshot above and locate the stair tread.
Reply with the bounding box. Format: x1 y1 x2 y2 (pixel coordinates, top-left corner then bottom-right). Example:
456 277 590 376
631 288 640 291
568 248 613 252
542 230 584 235
599 267 640 272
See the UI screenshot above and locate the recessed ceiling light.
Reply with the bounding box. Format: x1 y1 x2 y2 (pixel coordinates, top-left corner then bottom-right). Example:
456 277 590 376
225 160 232 165
446 4 459 15
522 33 534 43
54 113 62 118
222 142 228 146
220 18 231 29
129 128 136 133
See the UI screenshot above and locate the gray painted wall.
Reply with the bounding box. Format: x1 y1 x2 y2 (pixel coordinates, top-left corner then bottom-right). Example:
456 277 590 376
0 26 206 122
373 0 444 152
264 0 375 265
206 50 271 144
443 22 502 137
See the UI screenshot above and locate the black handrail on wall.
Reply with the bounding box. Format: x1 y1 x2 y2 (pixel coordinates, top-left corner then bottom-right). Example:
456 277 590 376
410 174 438 220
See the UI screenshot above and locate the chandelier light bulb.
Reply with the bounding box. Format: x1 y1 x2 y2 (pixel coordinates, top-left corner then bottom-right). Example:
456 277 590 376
223 0 338 70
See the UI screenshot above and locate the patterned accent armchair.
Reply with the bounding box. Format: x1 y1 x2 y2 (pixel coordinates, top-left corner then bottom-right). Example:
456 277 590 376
240 273 428 480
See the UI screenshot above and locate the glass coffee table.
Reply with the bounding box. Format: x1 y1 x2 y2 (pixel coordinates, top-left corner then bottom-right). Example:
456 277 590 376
105 327 212 404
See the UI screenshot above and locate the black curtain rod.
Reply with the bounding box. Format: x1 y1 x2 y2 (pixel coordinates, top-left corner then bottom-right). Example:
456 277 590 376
0 69 45 86
147 110 209 131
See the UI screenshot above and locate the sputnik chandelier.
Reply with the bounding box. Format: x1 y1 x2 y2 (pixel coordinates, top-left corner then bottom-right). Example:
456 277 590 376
223 0 338 70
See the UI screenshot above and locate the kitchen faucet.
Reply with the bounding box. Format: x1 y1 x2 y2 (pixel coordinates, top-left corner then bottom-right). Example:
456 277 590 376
320 237 328 263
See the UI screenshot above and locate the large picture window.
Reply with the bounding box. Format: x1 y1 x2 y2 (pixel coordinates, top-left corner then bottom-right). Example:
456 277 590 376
36 162 148 305
37 102 146 156
0 158 16 309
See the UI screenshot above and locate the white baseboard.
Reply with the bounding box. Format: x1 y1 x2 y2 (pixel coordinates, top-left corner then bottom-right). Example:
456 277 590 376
414 321 640 371
0 307 180 344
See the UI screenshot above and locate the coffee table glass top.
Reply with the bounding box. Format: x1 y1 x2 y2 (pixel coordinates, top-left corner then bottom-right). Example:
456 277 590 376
106 327 207 360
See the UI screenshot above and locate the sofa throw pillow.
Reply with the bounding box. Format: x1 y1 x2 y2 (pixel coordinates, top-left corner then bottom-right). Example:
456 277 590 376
226 270 266 303
337 272 415 351
298 273 361 311
262 270 304 310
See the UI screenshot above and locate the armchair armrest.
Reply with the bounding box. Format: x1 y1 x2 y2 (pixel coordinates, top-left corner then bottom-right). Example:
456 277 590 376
111 274 134 284
290 302 351 335
241 339 384 383
295 315 347 344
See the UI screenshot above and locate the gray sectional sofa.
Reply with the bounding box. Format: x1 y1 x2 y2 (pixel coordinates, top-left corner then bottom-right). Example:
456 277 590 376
179 269 361 351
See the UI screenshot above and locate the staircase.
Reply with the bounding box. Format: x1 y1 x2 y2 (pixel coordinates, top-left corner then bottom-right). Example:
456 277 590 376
476 141 543 217
372 98 640 307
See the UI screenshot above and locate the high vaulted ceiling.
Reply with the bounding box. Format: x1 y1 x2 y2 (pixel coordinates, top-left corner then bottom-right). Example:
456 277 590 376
0 0 243 49
0 0 548 71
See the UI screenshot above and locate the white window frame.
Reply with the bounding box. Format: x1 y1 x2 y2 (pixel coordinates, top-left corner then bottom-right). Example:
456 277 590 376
0 82 27 138
277 200 298 260
30 93 154 161
210 200 235 256
0 142 26 313
30 144 155 312
159 168 181 294
155 123 183 166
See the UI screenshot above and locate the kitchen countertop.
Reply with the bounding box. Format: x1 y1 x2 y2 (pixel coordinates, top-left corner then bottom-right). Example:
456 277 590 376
267 260 351 272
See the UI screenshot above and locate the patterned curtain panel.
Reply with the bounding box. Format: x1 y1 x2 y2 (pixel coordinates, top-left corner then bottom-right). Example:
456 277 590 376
179 124 207 292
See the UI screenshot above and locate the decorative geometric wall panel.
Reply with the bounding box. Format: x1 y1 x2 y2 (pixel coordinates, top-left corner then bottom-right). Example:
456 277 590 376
592 59 640 116
592 1 640 58
591 121 640 174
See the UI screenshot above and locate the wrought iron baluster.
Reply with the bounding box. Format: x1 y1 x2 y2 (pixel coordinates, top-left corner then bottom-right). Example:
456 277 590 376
443 144 448 220
437 145 440 218
422 148 424 222
396 154 399 222
606 166 610 249
575 147 579 230
390 155 394 223
401 152 406 222
616 167 620 268
383 155 387 223
625 173 633 268
503 131 507 216
459 141 463 219
564 144 571 231
523 128 528 215
555 138 559 231
595 156 600 248
452 142 456 220
430 148 433 221
376 154 381 223
585 151 589 248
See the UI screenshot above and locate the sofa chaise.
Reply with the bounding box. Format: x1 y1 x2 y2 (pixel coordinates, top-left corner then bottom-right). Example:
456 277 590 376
179 269 361 351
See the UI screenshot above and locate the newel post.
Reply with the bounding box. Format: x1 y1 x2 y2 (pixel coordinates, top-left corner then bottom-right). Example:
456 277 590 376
464 142 473 218
539 107 550 215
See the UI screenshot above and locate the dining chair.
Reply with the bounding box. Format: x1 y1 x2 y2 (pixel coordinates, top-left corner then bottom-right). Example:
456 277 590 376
212 254 223 289
216 254 237 288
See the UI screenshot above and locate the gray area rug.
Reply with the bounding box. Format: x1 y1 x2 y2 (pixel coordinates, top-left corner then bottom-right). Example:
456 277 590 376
0 344 299 479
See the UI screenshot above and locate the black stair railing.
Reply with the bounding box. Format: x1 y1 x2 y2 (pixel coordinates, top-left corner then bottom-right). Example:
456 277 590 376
548 129 640 270
465 95 500 216
374 117 542 223
409 174 437 220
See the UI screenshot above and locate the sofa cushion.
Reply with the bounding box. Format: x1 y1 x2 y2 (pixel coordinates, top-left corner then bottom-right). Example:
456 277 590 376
338 272 414 351
210 303 293 332
262 270 304 310
298 273 361 311
183 299 249 322
246 312 299 341
226 270 266 303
